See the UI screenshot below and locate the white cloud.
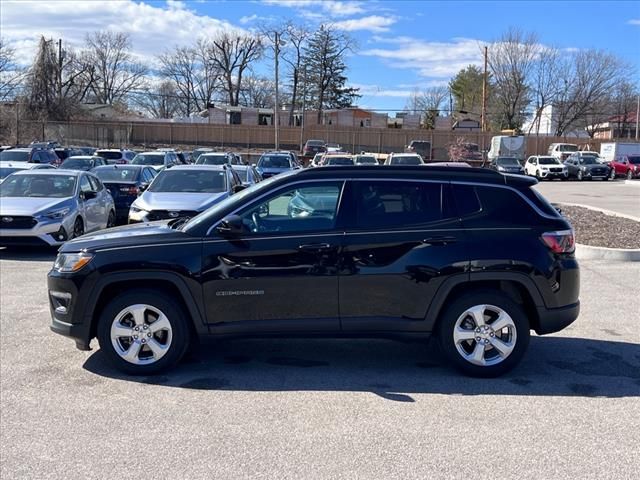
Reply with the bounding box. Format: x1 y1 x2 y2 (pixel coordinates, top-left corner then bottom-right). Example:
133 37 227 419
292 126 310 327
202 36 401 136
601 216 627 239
350 83 413 98
628 19 640 25
363 36 485 78
240 14 260 24
332 15 397 32
1 0 243 66
261 0 365 17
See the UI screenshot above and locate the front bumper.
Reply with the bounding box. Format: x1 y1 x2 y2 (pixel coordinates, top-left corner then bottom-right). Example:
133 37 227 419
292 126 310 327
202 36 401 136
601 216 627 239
48 269 96 350
535 301 580 335
0 218 70 246
539 170 568 178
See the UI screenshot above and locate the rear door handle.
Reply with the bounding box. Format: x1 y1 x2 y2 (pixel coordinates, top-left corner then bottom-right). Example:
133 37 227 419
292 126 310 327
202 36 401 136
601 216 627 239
298 243 333 252
422 236 457 246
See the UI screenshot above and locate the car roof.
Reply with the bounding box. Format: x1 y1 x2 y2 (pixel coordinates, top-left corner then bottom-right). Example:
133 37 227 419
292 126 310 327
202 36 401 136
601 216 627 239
95 149 123 152
280 165 536 187
93 164 145 169
164 165 227 171
200 152 228 156
11 168 84 176
3 148 32 152
64 156 96 160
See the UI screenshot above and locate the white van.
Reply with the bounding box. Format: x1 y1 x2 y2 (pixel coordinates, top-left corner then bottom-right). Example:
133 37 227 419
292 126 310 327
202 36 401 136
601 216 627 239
547 143 578 162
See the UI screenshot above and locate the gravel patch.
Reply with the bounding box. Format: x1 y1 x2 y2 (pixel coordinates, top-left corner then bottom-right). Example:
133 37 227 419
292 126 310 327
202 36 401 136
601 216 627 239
559 205 640 249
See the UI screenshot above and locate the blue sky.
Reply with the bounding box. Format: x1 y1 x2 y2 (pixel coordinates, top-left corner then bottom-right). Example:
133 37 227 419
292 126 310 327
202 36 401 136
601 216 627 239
2 0 639 111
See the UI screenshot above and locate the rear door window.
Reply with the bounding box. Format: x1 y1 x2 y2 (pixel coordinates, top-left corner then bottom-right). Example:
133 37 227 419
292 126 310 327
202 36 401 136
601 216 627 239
354 181 445 229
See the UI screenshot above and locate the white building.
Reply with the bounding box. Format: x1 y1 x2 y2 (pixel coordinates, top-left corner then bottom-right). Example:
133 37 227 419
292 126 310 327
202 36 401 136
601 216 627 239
522 105 589 138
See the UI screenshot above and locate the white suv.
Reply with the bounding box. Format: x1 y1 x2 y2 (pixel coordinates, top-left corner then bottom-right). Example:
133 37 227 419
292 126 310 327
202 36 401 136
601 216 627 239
385 153 424 165
94 149 136 165
524 155 568 180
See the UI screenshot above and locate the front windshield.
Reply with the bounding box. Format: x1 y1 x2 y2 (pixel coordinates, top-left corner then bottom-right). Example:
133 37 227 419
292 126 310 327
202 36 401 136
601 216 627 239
327 157 354 165
132 154 165 166
539 157 560 165
96 151 124 160
61 158 92 169
258 155 291 168
496 157 519 166
93 167 140 182
148 169 226 193
197 155 228 165
0 174 76 198
559 145 578 152
0 151 29 162
627 156 640 165
356 156 377 164
391 155 422 165
579 158 598 165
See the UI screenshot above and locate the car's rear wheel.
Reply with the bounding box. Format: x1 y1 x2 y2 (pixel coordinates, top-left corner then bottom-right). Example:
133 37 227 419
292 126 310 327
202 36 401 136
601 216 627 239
97 290 190 375
437 291 530 377
72 217 84 238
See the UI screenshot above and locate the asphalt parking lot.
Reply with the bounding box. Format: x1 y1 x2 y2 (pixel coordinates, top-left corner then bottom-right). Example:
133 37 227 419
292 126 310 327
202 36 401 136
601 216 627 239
534 179 640 217
1 248 639 479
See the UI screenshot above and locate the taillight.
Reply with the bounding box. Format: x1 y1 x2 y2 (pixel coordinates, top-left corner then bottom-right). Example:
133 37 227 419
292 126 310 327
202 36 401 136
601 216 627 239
119 186 139 195
541 229 575 254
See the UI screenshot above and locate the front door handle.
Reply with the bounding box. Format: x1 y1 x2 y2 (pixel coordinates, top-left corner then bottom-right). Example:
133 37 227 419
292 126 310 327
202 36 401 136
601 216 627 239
298 243 333 252
422 236 457 246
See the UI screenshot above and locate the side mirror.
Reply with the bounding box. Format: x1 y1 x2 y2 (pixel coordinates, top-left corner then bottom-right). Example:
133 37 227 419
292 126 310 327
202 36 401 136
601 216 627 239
82 191 97 200
232 184 246 194
139 183 149 193
216 215 244 236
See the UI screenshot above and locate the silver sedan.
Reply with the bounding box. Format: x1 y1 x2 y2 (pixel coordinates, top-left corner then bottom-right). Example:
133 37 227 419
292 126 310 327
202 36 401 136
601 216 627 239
0 170 115 246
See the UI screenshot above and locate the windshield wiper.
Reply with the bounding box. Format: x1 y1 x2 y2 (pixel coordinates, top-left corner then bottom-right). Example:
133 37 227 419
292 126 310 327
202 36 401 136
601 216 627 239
168 217 191 230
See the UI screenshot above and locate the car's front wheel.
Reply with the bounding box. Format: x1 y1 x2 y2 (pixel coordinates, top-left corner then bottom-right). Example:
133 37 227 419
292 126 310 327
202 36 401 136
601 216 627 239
97 290 190 375
627 170 633 180
437 291 530 377
609 169 616 180
577 170 583 181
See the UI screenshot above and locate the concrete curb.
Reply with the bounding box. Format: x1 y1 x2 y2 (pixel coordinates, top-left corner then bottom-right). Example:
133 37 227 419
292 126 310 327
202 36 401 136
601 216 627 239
624 179 640 186
575 243 640 261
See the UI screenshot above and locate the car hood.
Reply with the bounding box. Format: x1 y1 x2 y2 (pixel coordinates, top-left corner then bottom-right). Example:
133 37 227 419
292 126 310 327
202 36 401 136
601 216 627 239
258 167 291 174
60 221 193 252
581 164 608 171
133 191 227 212
0 196 72 216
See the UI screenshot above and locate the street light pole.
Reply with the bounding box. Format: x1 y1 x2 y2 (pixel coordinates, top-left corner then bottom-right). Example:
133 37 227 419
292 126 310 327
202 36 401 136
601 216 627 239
274 31 280 150
635 94 639 140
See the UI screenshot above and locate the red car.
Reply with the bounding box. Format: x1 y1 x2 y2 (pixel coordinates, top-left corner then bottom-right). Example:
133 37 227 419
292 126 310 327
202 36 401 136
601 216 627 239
609 155 640 180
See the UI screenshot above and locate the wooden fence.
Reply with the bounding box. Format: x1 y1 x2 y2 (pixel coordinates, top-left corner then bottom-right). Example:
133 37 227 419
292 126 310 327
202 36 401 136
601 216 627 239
12 119 617 160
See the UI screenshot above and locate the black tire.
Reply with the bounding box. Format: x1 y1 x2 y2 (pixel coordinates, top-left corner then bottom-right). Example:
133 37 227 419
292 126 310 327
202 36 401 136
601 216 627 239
577 170 583 181
627 170 633 180
609 169 616 180
106 210 116 228
536 170 542 180
72 217 84 238
97 289 190 375
437 291 530 378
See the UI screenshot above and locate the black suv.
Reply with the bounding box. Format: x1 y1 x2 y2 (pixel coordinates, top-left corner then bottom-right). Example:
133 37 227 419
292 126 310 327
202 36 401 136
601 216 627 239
48 166 580 377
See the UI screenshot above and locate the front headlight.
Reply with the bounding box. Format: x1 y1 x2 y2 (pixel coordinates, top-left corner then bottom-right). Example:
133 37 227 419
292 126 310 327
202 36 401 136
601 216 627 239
497 166 505 172
38 207 70 220
129 206 148 220
53 253 94 273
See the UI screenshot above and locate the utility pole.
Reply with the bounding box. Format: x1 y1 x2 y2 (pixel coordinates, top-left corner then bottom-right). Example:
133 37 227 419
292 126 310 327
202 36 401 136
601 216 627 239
636 94 639 140
299 65 307 153
481 45 488 132
274 31 280 150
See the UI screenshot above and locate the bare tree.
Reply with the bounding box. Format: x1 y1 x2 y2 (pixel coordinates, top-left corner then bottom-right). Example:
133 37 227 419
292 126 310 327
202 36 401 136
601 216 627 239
553 49 625 136
208 32 263 106
84 31 147 105
527 46 563 135
0 37 24 100
158 41 220 116
487 28 539 130
405 86 449 129
239 75 275 108
280 23 311 125
132 80 180 118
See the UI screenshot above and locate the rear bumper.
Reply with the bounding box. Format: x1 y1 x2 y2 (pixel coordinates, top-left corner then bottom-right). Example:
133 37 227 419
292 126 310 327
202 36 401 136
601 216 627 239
535 301 580 335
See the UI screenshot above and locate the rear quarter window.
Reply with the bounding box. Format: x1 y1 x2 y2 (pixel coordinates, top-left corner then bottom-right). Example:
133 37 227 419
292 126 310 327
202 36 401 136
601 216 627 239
453 184 544 225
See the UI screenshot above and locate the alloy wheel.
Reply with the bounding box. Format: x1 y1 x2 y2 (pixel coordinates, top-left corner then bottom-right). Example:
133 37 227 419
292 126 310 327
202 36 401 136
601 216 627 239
110 304 173 365
452 304 517 367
